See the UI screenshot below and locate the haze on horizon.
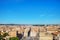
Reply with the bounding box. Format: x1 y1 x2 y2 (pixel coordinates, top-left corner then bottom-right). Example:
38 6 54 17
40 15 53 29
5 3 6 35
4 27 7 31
0 0 60 24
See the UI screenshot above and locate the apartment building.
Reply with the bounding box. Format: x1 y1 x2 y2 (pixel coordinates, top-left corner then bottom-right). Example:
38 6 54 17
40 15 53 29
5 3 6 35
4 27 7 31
39 32 53 40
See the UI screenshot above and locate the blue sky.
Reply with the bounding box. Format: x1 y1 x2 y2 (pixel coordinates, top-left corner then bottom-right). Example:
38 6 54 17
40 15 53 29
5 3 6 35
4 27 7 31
0 0 60 24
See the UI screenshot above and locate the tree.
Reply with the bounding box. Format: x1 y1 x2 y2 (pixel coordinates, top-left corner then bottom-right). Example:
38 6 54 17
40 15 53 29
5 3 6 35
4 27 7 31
9 37 19 40
0 34 3 40
3 33 9 37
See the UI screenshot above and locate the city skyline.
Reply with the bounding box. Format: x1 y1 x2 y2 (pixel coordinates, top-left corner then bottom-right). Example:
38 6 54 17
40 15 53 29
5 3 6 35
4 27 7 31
0 0 60 24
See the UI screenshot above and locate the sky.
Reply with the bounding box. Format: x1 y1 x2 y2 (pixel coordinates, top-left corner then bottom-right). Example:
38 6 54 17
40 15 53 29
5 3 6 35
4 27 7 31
0 0 60 24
